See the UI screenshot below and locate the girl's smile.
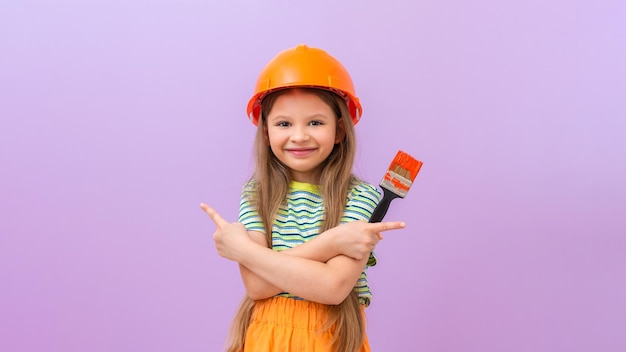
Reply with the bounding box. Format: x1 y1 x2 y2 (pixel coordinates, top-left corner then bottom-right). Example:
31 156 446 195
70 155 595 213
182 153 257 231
285 148 317 157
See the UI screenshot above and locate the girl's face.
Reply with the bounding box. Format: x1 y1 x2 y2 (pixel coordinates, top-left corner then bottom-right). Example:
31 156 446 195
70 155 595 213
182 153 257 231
265 90 343 184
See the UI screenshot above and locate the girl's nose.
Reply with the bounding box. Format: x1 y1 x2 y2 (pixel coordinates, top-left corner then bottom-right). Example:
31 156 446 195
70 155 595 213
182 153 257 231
290 126 309 142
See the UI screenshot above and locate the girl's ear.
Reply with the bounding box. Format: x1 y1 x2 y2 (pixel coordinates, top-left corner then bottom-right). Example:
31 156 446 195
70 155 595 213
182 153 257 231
263 124 270 145
335 118 346 144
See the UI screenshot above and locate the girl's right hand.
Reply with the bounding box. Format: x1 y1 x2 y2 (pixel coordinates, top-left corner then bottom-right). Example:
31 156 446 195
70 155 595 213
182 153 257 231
200 203 254 262
330 220 406 260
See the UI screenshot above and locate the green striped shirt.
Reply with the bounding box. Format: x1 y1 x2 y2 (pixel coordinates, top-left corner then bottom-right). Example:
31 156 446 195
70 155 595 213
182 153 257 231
238 180 382 306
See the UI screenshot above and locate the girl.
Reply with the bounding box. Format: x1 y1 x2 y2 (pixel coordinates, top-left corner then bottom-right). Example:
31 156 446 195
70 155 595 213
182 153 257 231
201 45 406 352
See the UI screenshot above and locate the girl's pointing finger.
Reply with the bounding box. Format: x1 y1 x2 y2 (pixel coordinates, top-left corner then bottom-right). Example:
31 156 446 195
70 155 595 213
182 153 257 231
373 221 406 233
200 203 229 229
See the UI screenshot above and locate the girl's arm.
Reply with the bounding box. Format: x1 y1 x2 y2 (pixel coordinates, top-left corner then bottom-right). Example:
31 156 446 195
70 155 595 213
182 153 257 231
237 231 278 300
203 203 405 305
240 244 368 305
240 228 380 300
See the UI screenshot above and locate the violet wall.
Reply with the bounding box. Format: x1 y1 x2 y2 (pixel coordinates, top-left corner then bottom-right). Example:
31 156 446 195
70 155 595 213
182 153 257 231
1 1 625 351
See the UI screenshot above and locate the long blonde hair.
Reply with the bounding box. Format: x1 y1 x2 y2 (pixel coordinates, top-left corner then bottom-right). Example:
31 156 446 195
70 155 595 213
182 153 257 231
226 88 366 352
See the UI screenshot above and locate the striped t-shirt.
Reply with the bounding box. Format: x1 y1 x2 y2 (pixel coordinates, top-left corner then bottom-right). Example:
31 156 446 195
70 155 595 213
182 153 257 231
238 180 382 306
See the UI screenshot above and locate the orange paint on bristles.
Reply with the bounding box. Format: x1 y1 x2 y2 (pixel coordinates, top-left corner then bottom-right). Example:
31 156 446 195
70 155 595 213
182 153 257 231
388 150 423 181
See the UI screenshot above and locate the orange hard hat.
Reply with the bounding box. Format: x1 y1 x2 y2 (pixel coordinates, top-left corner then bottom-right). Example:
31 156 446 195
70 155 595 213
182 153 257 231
246 44 362 126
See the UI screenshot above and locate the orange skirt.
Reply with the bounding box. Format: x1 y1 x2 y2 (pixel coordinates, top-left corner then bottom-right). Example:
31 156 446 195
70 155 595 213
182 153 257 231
243 296 371 352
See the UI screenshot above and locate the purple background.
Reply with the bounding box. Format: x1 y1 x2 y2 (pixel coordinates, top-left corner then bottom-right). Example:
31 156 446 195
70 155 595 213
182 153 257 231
1 1 625 351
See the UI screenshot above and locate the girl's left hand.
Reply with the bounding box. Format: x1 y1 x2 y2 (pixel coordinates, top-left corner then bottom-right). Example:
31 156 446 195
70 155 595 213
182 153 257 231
200 203 253 261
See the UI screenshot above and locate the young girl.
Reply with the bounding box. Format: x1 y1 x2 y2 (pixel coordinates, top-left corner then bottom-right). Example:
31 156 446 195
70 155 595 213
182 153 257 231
201 45 406 352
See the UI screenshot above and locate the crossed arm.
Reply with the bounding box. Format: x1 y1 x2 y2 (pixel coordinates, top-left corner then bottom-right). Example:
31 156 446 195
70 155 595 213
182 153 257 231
201 203 405 305
238 228 372 304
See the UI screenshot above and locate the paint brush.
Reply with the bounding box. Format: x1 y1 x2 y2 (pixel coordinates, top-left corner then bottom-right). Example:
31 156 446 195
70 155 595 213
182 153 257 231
369 150 423 223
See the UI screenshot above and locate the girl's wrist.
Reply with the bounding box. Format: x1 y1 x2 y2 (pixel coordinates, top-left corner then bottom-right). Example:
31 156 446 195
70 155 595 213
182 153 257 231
326 227 341 258
238 238 272 266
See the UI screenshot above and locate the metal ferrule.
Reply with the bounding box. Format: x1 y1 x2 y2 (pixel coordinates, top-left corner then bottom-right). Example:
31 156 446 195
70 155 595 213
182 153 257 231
380 171 413 198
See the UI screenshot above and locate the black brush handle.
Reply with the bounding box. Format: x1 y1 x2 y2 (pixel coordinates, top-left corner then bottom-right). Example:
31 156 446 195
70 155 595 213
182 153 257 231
369 188 401 223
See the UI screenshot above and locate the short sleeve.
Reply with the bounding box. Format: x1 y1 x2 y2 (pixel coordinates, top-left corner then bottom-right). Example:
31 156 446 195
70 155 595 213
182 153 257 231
341 181 382 266
238 182 265 233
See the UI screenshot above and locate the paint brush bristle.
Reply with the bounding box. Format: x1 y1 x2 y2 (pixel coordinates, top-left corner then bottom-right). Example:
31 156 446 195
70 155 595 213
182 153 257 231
381 150 423 198
369 150 423 223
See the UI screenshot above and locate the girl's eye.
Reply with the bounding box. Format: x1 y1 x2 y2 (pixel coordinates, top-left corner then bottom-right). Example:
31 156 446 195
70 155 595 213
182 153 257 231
276 121 291 127
309 120 323 126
